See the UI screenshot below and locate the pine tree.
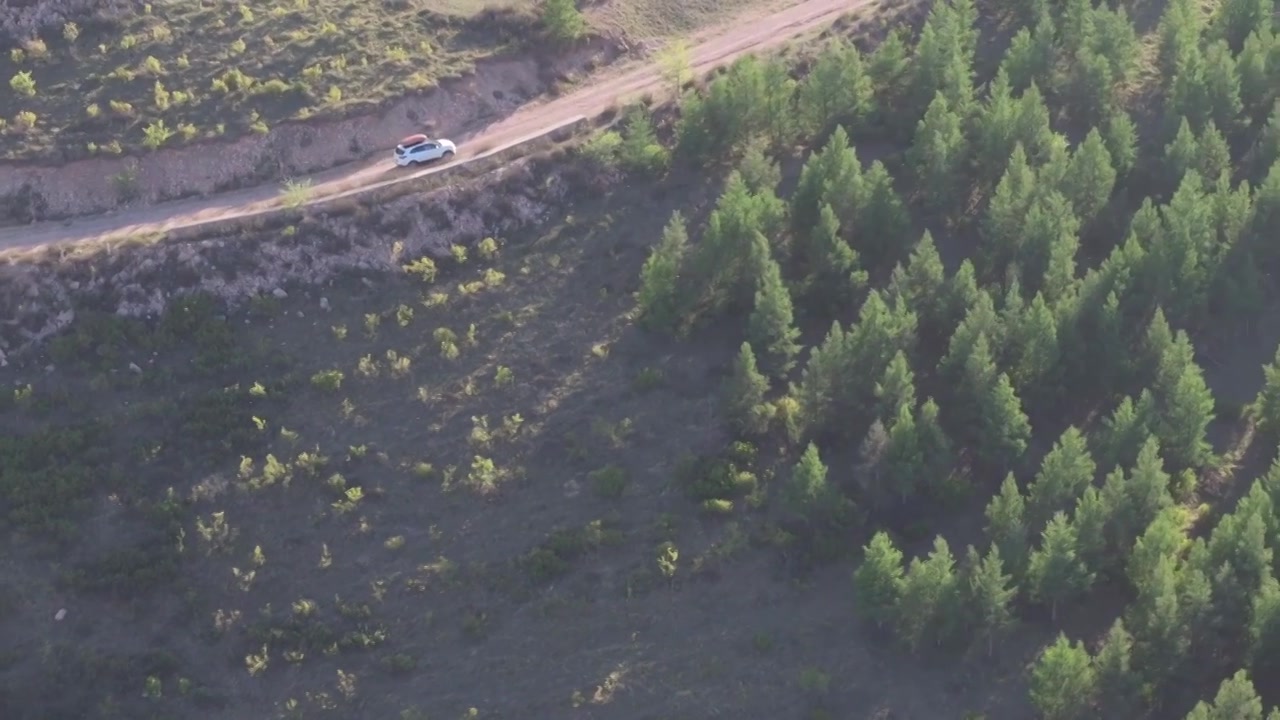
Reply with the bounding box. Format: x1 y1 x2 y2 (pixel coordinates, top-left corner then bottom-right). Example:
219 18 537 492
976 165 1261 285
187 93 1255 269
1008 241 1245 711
1096 392 1155 470
874 350 916 421
857 417 890 491
1040 204 1082 306
1090 4 1141 83
907 0 977 117
804 203 868 310
1165 116 1201 184
1069 47 1116 125
790 126 861 236
1007 291 1060 407
838 290 919 423
1129 551 1210 685
637 212 689 331
960 332 999 422
853 531 906 630
857 160 912 269
785 443 838 521
696 174 780 313
1256 160 1280 253
1104 109 1138 177
1237 32 1273 118
1159 0 1204 81
868 28 910 123
974 69 1019 179
887 233 948 339
944 295 1002 392
897 536 960 651
736 144 782 195
1204 39 1244 131
1094 619 1142 717
917 398 954 492
1152 334 1216 471
945 259 983 331
1028 427 1097 527
1070 486 1113 572
795 321 848 438
883 402 924 504
1063 129 1117 223
1059 0 1094 57
1250 575 1280 678
1213 0 1273 51
796 38 873 139
1029 512 1095 620
1000 20 1054 93
1029 634 1097 720
1197 120 1232 182
1249 343 1280 437
760 57 797 148
1168 46 1212 131
908 92 969 212
724 342 772 437
1144 307 1176 379
985 473 1030 581
1123 435 1175 538
619 106 668 174
979 376 1031 470
982 143 1037 277
747 243 801 379
963 544 1016 656
1186 670 1267 720
1015 83 1059 166
1127 506 1193 591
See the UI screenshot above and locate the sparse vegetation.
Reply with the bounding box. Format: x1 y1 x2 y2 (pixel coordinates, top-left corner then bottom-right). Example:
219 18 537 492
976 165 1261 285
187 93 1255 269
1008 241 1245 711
0 0 544 160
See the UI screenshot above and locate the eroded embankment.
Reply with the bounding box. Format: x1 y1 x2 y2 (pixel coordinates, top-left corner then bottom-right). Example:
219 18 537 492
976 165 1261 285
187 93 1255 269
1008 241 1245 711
0 143 621 367
0 38 622 223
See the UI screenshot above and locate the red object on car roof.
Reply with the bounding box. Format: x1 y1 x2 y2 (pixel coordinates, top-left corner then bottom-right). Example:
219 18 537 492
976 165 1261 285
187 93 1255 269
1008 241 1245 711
400 133 429 146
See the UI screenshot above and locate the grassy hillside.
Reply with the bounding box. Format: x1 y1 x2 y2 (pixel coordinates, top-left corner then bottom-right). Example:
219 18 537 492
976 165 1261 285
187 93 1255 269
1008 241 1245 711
4 0 1280 718
0 0 553 161
0 0 789 164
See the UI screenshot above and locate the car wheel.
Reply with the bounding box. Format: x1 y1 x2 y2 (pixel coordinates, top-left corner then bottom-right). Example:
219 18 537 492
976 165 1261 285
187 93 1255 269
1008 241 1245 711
443 150 455 160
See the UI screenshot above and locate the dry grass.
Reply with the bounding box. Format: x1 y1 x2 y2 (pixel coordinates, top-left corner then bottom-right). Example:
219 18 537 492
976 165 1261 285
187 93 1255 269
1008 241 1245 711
586 0 792 40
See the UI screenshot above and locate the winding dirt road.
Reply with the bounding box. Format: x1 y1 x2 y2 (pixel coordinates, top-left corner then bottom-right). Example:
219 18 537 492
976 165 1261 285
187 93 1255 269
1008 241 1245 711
0 0 879 256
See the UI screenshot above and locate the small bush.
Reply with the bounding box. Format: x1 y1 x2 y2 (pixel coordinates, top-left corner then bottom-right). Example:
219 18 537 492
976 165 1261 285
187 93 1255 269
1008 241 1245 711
581 131 622 166
403 256 437 283
590 465 627 498
541 0 586 42
280 179 312 209
618 107 669 174
311 370 344 391
9 72 36 97
381 654 417 674
142 119 175 149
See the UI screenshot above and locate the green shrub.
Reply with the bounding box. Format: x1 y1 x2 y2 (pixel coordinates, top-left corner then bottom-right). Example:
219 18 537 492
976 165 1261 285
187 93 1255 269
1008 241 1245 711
311 370 344 391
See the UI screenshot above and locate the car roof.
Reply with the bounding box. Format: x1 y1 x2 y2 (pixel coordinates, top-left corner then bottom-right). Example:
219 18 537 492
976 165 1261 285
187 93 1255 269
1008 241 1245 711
400 134 430 146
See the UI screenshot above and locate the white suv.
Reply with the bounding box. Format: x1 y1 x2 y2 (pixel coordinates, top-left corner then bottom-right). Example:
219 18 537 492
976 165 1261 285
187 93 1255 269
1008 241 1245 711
394 134 457 167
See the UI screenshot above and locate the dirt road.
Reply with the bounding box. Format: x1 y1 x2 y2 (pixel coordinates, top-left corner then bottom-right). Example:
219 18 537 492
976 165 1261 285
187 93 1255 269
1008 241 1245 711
0 0 875 256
